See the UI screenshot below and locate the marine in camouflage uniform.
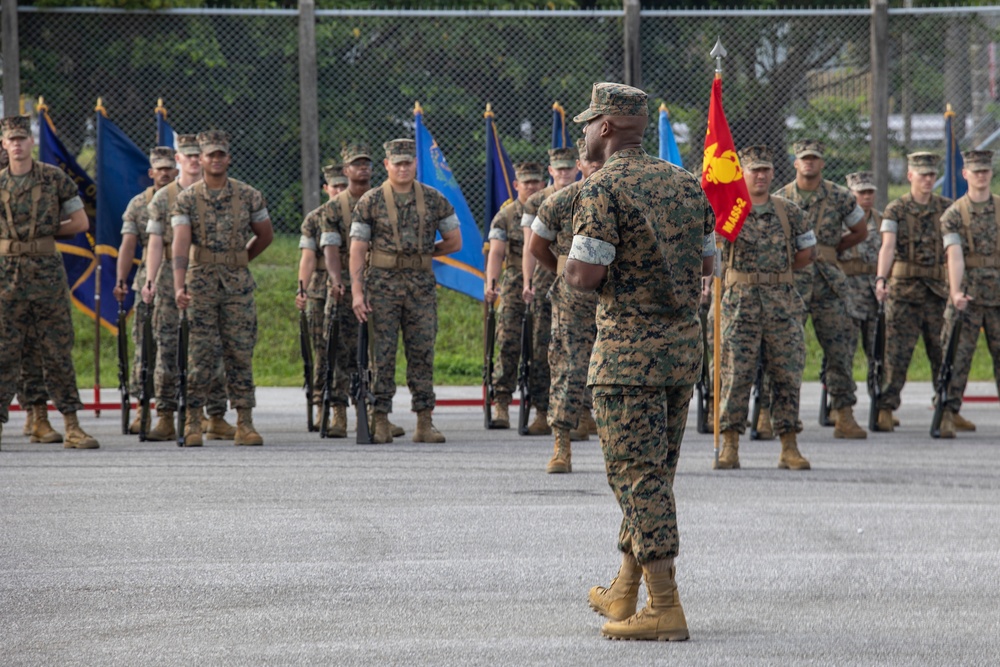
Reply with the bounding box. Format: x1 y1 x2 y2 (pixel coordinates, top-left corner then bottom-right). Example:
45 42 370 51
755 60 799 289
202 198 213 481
114 147 176 435
715 146 815 471
773 139 868 439
566 83 714 641
520 147 580 435
349 139 462 444
484 160 546 428
874 152 952 431
838 172 882 375
0 115 99 449
938 150 999 437
528 138 603 472
144 134 233 442
171 130 274 446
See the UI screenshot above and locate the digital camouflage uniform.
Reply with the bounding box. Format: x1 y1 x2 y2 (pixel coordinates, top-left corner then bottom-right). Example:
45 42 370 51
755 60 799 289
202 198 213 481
487 197 528 405
533 179 597 431
940 190 1000 412
719 196 814 436
522 185 559 413
148 181 228 416
0 158 86 425
878 190 952 411
350 178 458 415
572 145 715 565
839 172 882 372
301 204 331 405
122 186 156 396
171 178 269 410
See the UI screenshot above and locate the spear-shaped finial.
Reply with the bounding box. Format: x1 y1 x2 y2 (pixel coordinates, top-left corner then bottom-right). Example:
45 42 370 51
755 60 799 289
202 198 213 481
711 37 727 78
484 102 494 119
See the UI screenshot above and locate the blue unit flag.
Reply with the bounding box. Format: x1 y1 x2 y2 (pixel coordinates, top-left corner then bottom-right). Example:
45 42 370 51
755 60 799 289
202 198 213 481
942 105 967 200
659 104 683 167
484 104 516 244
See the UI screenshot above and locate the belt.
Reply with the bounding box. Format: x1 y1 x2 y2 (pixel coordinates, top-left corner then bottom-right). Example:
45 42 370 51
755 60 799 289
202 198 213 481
815 244 838 263
724 269 793 287
0 237 57 256
370 249 433 271
891 261 944 280
838 258 876 276
189 245 249 268
965 254 1000 269
556 254 568 275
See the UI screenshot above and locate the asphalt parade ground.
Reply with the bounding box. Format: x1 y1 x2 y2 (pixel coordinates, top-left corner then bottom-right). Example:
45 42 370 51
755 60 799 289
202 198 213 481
2 381 999 666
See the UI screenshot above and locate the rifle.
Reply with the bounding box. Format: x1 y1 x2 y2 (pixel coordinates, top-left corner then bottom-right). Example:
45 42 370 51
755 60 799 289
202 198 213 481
695 303 712 434
749 347 764 440
116 281 130 435
517 301 533 435
930 310 963 438
867 301 887 432
137 286 155 441
483 279 498 430
320 302 339 438
299 281 317 433
818 356 834 426
176 286 189 447
351 303 375 444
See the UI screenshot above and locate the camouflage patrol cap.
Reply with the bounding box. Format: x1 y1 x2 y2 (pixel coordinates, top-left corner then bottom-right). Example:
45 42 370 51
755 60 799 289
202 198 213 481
845 171 876 192
738 145 773 170
198 130 230 155
383 139 416 164
907 151 940 175
514 161 545 182
962 149 994 172
793 139 824 159
176 134 201 156
548 147 577 169
573 82 649 123
341 140 372 164
149 146 176 169
323 163 348 186
1 116 31 139
575 137 589 162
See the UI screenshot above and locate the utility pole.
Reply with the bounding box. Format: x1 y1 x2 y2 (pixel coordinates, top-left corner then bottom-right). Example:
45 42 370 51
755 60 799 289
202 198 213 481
2 0 21 115
298 0 320 216
623 0 642 89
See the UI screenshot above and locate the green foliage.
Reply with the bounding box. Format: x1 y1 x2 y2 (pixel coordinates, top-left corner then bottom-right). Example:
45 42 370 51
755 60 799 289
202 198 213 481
789 95 872 184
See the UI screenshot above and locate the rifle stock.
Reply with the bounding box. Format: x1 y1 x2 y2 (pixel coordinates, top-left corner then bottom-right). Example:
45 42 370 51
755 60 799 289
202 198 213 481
818 356 833 427
138 293 155 441
483 280 497 430
695 304 711 434
352 315 375 444
176 287 189 447
320 303 339 438
749 348 764 440
116 282 130 435
930 312 963 438
299 282 316 433
517 305 533 435
868 301 886 431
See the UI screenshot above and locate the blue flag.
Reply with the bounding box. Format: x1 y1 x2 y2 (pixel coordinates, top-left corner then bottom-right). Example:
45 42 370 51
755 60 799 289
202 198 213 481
659 104 683 167
484 105 516 245
551 101 570 149
95 111 153 332
413 104 485 302
38 106 99 320
942 106 967 199
156 100 176 148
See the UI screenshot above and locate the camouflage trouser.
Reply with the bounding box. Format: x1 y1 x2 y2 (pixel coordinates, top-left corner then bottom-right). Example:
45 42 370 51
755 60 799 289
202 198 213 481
0 289 84 423
547 294 597 431
805 274 858 410
129 302 155 398
186 287 257 410
846 315 878 390
17 328 48 407
154 291 228 415
322 295 358 407
879 295 945 411
719 307 805 436
492 264 524 405
943 302 1000 412
368 268 437 414
531 266 555 412
594 384 693 565
307 295 327 405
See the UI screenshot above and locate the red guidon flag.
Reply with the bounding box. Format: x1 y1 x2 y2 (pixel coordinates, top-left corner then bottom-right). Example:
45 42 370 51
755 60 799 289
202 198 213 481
701 77 750 241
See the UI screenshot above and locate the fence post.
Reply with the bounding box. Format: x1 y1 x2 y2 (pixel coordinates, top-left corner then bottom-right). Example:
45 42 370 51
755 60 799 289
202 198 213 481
623 0 641 89
2 0 20 114
298 0 320 217
870 0 889 210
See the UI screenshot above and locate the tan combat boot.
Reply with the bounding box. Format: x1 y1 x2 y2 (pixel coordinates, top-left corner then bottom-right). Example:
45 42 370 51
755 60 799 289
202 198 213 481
939 410 957 439
63 412 99 449
546 428 572 474
22 407 35 435
568 416 590 441
328 405 348 438
183 408 204 447
778 432 810 470
755 408 775 440
129 415 142 435
389 420 405 438
953 412 976 432
876 409 895 432
234 407 264 446
205 414 237 441
588 553 641 621
527 409 551 436
30 405 63 443
146 410 176 442
372 411 393 444
493 401 510 429
413 410 446 443
833 406 867 439
601 562 689 642
580 409 598 435
714 430 740 470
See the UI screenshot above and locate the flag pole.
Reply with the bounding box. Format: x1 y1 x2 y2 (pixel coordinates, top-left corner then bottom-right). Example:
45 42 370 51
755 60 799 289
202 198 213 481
710 38 727 465
93 98 107 417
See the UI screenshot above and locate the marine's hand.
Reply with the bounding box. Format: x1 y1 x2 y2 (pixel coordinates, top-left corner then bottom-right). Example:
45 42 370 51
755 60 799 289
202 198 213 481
353 293 372 323
522 283 535 304
952 291 973 311
141 282 156 305
113 283 128 303
295 291 307 311
176 288 192 310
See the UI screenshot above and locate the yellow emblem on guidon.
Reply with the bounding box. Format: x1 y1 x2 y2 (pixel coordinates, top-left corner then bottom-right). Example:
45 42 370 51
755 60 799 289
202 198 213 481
702 142 743 185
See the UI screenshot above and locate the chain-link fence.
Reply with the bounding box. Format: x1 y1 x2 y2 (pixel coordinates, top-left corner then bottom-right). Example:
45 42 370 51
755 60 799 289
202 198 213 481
5 4 1000 233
